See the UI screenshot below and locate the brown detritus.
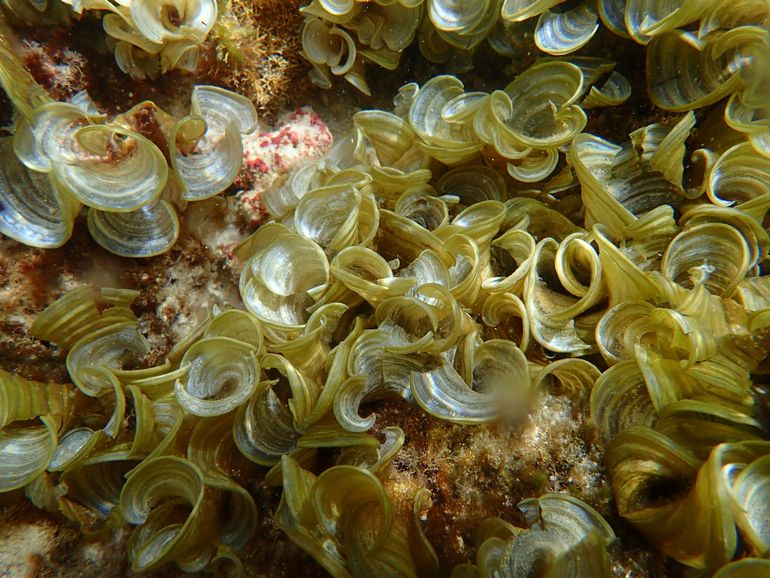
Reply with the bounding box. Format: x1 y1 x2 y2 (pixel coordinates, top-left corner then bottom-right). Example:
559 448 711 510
0 198 246 380
575 32 673 143
4 1 317 121
0 318 68 384
5 16 196 116
201 0 312 121
368 393 670 577
0 500 164 578
116 102 173 163
0 224 117 383
233 475 329 578
18 32 86 100
118 212 245 366
606 516 687 578
367 400 526 570
0 89 12 128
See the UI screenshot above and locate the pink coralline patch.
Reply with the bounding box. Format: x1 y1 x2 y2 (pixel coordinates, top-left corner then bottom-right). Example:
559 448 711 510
236 107 333 227
239 190 270 228
247 158 270 174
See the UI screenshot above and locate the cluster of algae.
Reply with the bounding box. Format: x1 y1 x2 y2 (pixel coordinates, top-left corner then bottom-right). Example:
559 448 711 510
0 65 258 256
1 0 770 577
